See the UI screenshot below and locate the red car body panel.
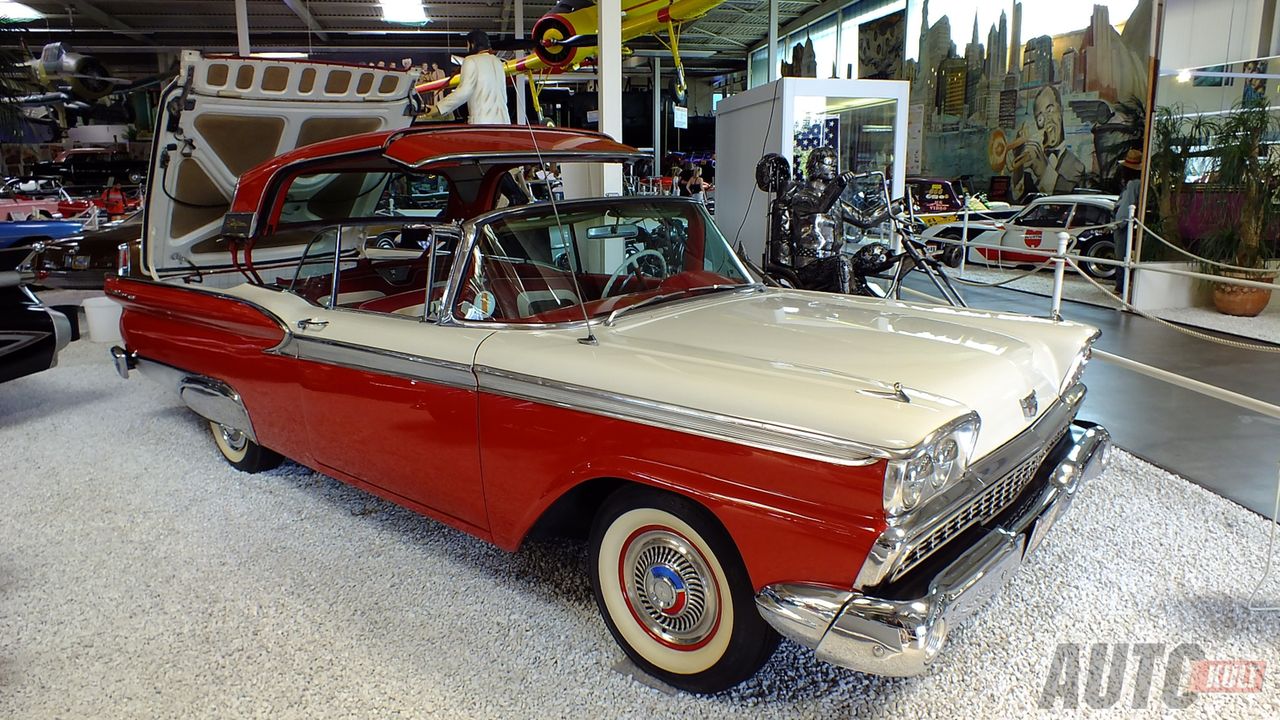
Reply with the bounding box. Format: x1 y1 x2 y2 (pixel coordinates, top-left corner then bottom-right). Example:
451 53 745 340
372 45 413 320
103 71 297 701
229 125 636 236
105 273 889 592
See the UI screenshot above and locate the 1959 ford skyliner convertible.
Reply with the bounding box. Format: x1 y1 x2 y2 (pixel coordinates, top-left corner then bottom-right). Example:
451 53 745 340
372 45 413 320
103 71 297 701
107 54 1110 694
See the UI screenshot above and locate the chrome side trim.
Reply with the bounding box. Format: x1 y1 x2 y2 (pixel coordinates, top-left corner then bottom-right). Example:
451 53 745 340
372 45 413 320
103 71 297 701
281 334 476 389
180 376 258 443
853 383 1087 589
475 365 882 466
401 149 647 170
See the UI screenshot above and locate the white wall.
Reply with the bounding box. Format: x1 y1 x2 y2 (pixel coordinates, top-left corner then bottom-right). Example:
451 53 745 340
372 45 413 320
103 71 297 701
1161 0 1271 69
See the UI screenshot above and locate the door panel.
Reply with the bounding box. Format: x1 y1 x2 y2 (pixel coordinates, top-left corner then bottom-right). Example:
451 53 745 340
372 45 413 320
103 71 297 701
289 310 493 529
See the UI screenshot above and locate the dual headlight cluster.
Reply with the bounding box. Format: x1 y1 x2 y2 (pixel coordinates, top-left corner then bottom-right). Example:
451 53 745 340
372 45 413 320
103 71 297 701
1059 344 1095 395
883 413 980 517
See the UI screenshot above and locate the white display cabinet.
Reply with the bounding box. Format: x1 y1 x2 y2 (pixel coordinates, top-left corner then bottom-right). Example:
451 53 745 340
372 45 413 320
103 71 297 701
714 78 909 265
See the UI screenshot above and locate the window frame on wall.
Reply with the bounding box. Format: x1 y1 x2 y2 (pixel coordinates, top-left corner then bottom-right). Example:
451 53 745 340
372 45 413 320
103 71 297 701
746 0 907 89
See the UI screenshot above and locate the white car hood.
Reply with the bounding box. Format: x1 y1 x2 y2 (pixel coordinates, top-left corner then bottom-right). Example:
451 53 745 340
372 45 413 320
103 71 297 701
474 289 1097 463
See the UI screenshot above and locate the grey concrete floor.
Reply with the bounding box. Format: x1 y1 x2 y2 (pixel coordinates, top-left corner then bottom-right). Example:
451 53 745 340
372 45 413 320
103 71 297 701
905 275 1280 517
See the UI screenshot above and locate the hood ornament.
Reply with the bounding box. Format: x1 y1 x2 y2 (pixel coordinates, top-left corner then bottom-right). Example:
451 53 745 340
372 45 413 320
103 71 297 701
859 382 911 404
1020 390 1038 419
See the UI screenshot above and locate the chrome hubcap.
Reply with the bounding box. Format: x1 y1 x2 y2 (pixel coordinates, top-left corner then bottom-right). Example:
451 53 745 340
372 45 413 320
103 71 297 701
218 424 248 452
623 529 718 646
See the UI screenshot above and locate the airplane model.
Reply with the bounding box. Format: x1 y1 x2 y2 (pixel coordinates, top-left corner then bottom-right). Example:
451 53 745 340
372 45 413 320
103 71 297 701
415 0 726 108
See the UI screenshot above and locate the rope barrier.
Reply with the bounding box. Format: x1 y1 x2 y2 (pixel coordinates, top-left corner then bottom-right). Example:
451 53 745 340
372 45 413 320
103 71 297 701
1063 257 1280 353
1248 461 1280 612
1132 217 1280 275
951 259 1060 287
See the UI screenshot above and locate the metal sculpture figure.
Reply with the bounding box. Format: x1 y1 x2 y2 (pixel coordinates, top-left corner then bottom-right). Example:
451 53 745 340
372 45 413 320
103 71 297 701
757 147 882 294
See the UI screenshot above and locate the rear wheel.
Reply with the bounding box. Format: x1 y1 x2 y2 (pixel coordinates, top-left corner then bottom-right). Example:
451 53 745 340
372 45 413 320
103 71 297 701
1081 239 1118 280
589 486 778 694
933 232 966 267
209 420 283 473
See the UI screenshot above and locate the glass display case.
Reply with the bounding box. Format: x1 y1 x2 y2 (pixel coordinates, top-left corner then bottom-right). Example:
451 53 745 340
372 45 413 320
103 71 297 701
715 78 909 265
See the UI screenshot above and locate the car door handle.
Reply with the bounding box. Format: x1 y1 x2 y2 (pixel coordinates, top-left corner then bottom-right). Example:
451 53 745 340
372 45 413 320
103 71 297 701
297 318 329 330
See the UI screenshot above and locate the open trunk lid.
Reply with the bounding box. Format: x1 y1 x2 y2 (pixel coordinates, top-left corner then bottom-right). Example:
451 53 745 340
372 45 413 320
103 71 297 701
143 51 418 279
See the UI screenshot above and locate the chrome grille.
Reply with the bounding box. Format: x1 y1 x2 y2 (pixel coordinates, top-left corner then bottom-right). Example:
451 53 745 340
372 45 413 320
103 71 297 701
892 430 1065 581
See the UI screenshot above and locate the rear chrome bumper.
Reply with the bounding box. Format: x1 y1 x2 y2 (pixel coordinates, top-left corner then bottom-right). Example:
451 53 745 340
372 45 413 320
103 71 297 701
756 421 1110 677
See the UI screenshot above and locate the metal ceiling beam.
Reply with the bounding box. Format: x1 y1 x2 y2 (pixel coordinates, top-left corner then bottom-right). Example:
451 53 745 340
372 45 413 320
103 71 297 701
64 0 155 45
684 27 749 49
282 0 330 41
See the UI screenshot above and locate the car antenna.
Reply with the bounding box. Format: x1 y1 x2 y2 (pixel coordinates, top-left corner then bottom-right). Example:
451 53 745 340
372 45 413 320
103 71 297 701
524 123 598 346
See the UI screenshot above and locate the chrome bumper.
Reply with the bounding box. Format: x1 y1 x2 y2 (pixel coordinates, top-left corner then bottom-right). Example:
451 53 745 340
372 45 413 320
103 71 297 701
756 421 1111 677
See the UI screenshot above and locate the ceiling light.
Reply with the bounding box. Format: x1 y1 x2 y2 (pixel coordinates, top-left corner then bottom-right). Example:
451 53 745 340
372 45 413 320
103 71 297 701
251 52 308 59
381 0 429 25
0 1 42 21
1176 68 1192 83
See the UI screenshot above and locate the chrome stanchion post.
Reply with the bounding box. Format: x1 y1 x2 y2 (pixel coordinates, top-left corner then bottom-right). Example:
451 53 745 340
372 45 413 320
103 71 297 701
1122 206 1135 306
960 199 970 277
1051 231 1069 320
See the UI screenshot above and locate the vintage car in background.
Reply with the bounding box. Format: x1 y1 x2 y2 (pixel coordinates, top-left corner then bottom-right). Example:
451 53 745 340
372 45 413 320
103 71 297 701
33 146 148 188
0 176 74 220
922 193 1120 280
0 218 84 250
107 54 1110 694
906 176 1016 224
57 186 141 221
30 212 141 289
1 246 72 385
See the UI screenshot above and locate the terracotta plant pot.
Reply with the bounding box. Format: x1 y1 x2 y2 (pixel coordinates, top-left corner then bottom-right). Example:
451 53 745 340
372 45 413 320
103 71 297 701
1211 270 1276 317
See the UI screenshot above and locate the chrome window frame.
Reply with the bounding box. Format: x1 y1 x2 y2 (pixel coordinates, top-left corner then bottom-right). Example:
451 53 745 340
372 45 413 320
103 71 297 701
437 196 755 330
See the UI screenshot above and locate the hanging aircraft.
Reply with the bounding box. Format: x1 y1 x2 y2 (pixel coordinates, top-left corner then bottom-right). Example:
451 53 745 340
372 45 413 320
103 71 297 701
415 0 727 107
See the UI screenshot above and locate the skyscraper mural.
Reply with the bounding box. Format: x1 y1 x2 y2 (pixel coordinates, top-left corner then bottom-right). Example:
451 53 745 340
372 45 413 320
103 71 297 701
905 0 1153 201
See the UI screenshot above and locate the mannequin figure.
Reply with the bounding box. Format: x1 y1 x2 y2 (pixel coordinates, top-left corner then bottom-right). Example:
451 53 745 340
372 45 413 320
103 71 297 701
431 31 510 124
787 147 865 292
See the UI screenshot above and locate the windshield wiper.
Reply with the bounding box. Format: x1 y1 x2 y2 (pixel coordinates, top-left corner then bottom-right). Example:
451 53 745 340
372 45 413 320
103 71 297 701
603 283 762 326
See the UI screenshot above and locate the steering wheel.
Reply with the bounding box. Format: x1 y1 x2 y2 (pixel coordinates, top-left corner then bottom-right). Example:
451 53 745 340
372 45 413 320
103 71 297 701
602 249 668 297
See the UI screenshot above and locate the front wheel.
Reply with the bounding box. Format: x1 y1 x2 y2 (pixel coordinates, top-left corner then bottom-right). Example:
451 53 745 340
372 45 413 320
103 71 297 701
589 487 778 693
209 420 284 473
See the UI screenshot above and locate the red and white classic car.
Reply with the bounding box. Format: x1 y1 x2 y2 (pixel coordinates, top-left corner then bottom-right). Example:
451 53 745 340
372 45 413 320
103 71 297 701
106 54 1110 693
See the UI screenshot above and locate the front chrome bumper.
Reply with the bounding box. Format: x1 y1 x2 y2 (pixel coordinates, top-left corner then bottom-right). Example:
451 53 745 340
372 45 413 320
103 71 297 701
756 421 1111 677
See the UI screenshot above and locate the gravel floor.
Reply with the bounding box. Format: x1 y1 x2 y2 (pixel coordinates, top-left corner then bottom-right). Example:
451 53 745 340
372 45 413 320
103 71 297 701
2 339 1278 719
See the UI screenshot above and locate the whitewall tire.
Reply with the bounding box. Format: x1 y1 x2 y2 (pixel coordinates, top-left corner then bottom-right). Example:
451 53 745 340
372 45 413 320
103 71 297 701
208 421 284 473
589 487 778 693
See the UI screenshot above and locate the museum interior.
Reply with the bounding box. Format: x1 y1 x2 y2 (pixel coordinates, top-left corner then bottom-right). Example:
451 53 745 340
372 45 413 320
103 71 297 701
1 0 1279 716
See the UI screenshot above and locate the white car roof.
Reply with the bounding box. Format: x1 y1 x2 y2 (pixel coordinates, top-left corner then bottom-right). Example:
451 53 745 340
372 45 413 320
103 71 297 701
1030 194 1118 206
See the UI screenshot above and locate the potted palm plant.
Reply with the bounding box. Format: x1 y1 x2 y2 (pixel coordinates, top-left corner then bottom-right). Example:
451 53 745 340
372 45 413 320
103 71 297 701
1200 100 1280 316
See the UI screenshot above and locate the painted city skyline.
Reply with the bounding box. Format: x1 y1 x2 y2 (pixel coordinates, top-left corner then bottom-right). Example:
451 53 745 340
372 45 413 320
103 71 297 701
904 0 1152 199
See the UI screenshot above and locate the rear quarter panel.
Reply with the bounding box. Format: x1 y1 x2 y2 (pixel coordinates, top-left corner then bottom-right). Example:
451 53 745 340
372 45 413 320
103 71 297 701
105 276 310 464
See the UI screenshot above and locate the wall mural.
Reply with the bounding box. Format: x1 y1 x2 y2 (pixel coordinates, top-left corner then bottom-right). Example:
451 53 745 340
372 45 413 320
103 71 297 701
905 0 1152 201
860 10 906 81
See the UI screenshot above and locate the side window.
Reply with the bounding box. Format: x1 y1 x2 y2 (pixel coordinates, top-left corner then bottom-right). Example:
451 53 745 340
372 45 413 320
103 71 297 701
1070 204 1110 228
286 227 340 307
1016 203 1073 228
376 172 452 219
286 222 461 320
280 171 389 226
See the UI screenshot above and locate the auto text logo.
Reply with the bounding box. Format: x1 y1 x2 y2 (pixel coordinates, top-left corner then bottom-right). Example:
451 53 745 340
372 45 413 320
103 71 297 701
1038 642 1266 709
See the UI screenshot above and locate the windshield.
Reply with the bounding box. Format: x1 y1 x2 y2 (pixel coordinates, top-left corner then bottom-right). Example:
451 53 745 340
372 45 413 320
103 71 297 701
453 198 753 323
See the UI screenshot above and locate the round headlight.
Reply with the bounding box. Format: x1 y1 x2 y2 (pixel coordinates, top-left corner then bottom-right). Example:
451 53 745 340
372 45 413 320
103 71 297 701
902 477 923 509
936 438 958 464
